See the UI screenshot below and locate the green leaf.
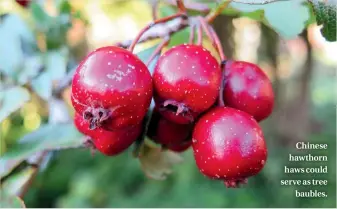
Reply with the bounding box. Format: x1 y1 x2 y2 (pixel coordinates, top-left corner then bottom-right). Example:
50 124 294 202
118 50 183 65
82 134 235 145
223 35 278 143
1 167 36 196
0 87 30 123
136 44 160 74
0 123 83 164
168 27 190 47
45 21 69 49
72 10 89 24
138 137 183 180
0 135 6 156
17 54 43 85
228 0 311 39
30 2 52 31
31 72 53 100
0 191 26 208
310 0 336 42
45 48 68 80
0 158 22 178
0 15 29 77
57 0 72 14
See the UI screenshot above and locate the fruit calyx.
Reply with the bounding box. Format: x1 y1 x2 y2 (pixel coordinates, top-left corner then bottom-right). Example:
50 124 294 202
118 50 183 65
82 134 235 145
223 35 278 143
83 107 112 130
159 99 194 122
223 178 248 188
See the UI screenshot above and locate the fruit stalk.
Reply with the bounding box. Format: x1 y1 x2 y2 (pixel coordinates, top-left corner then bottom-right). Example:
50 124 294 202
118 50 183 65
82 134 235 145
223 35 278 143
197 23 203 45
218 61 227 107
146 37 170 66
128 12 187 52
209 26 226 61
198 16 226 61
189 24 196 44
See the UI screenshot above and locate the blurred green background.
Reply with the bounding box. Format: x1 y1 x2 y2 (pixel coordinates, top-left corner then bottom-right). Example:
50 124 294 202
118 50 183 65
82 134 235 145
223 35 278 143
0 0 336 208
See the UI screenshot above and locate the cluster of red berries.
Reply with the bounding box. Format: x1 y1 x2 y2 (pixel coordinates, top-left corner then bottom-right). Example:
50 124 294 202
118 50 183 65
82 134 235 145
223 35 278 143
71 43 274 187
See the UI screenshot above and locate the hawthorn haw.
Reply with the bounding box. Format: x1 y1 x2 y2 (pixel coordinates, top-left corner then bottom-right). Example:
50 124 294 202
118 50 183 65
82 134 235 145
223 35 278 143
73 113 141 156
71 46 152 131
147 109 193 147
222 60 274 121
92 125 141 156
74 112 92 136
167 140 192 153
155 116 192 146
16 0 30 8
192 107 268 188
153 44 221 124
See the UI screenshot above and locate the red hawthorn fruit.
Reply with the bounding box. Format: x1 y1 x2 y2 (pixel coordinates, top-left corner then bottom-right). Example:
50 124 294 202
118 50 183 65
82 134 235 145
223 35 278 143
74 112 92 136
153 44 221 124
155 117 192 146
167 140 192 153
147 109 193 147
71 46 152 131
73 113 141 156
16 0 30 8
192 107 268 188
222 60 274 121
92 124 141 156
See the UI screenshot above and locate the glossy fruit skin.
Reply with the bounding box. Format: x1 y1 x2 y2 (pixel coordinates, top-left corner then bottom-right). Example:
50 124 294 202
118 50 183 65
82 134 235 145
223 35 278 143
16 0 30 8
222 60 274 121
192 107 267 186
153 44 221 124
155 117 192 146
167 140 192 153
92 124 141 156
147 109 192 147
73 113 141 156
74 113 92 136
71 46 152 130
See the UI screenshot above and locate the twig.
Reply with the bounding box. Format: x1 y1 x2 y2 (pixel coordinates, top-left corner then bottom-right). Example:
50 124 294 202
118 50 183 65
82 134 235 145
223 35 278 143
176 0 187 13
206 0 231 22
117 16 189 48
164 0 210 13
128 13 187 52
231 0 290 4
